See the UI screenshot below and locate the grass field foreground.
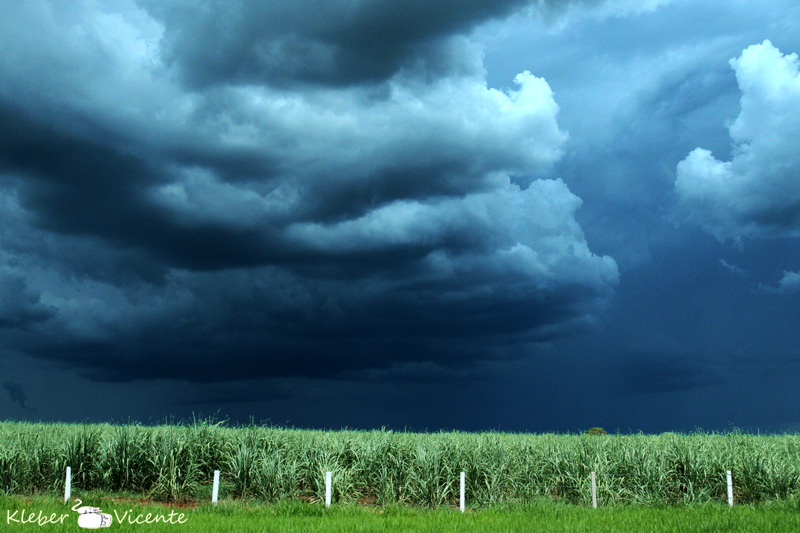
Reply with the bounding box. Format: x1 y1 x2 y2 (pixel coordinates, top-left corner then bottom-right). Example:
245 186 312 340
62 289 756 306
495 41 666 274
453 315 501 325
2 420 800 507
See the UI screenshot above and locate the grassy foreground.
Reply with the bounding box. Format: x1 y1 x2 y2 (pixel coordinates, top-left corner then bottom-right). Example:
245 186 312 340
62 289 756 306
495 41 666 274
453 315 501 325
2 495 800 532
3 420 800 506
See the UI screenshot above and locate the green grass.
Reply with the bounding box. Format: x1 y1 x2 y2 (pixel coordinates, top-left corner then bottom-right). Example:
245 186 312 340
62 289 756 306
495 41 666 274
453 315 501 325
2 495 800 532
2 420 800 507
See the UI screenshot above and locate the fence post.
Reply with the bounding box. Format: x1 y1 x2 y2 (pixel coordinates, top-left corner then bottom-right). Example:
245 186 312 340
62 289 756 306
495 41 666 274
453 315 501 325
727 470 734 507
591 471 597 509
64 466 72 503
460 471 466 512
64 467 71 503
325 471 332 508
212 470 220 505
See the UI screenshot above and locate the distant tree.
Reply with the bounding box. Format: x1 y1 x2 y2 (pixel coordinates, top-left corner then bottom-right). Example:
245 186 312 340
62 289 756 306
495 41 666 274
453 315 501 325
584 427 608 436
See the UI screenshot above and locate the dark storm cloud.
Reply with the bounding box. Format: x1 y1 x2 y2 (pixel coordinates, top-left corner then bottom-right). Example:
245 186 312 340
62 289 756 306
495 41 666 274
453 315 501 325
0 0 619 388
142 0 529 88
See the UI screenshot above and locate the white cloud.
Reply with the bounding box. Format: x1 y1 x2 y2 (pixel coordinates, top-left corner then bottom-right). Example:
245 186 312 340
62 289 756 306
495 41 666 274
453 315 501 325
288 177 618 292
760 270 800 294
675 40 800 242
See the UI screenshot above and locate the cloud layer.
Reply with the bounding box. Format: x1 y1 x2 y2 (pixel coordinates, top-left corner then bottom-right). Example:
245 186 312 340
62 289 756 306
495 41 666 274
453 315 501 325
676 41 800 242
0 0 618 384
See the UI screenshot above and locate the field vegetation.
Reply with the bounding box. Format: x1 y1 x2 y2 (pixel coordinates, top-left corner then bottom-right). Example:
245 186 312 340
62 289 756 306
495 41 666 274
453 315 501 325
1 420 799 508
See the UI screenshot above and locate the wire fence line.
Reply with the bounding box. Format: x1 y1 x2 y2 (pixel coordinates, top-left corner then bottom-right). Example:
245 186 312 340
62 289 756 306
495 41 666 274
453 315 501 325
59 466 742 509
2 421 800 507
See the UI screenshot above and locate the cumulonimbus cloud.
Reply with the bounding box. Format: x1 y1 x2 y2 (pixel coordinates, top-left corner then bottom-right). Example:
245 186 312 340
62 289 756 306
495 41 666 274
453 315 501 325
0 0 618 383
675 40 800 243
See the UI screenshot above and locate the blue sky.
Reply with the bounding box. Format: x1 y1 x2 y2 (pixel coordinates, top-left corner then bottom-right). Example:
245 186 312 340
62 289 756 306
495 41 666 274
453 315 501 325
1 0 799 433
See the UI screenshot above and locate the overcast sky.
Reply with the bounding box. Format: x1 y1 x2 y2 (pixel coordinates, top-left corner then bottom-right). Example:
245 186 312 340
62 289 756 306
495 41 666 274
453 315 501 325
1 0 799 433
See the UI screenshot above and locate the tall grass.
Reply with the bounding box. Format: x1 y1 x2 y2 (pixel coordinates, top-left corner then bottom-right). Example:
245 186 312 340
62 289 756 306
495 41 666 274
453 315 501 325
1 420 799 506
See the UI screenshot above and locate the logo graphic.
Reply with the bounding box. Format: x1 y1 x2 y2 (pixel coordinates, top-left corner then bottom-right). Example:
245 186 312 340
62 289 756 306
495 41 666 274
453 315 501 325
71 502 113 529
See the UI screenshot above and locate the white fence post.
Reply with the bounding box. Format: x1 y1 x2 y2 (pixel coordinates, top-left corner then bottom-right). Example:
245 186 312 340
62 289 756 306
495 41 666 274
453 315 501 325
727 470 734 507
212 470 220 505
460 471 466 513
325 471 332 508
591 471 597 509
64 466 71 503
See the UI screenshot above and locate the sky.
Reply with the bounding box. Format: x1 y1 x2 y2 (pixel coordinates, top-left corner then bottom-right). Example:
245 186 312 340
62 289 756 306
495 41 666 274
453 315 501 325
1 0 799 433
